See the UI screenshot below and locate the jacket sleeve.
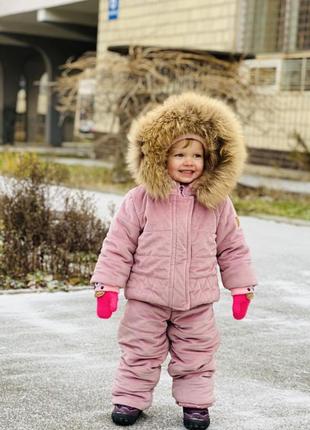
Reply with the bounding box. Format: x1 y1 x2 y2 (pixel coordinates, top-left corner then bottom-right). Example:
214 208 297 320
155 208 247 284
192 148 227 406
216 197 257 292
90 191 141 288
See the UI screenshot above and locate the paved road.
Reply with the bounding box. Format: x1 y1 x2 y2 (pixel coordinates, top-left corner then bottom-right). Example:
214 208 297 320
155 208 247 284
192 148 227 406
239 174 310 195
1 216 310 430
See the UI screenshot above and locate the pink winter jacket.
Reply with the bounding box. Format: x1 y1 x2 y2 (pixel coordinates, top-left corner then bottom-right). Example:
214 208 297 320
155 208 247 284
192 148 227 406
91 183 257 311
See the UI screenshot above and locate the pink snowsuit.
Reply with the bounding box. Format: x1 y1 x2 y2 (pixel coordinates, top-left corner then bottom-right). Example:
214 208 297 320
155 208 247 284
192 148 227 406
91 92 257 410
91 184 257 409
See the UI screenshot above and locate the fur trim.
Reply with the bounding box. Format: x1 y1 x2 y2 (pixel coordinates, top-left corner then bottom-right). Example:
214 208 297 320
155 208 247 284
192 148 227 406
127 92 246 208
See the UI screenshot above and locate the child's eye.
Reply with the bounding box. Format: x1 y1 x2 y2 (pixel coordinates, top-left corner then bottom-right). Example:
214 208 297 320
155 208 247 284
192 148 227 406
194 154 202 158
174 153 184 157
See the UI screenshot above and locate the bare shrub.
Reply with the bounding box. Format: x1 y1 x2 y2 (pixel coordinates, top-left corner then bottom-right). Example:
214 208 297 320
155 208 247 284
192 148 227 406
55 48 271 181
289 131 310 170
0 154 109 288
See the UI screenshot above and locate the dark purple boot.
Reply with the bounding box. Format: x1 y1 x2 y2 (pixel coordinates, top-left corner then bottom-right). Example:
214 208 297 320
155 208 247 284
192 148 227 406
183 407 210 430
111 404 142 426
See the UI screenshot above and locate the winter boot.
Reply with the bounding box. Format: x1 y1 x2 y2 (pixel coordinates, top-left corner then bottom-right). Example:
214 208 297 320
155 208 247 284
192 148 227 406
183 407 210 430
111 404 142 426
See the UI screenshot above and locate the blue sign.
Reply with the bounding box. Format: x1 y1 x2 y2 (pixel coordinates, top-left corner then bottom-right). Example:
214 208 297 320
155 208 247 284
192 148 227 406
108 0 119 20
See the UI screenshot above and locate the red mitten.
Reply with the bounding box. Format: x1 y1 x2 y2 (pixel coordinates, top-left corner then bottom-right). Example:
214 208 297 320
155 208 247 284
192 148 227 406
232 294 251 320
96 292 118 319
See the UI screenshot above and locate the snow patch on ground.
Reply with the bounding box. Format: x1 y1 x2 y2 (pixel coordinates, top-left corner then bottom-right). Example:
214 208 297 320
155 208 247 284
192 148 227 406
0 175 124 220
0 293 80 335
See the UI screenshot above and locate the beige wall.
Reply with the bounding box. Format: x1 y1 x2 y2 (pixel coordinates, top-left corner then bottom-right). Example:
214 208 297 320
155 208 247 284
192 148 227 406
97 0 240 57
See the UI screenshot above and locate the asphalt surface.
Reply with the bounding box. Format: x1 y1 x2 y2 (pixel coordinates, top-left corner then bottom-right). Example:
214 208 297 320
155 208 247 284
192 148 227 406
239 174 310 195
1 216 310 430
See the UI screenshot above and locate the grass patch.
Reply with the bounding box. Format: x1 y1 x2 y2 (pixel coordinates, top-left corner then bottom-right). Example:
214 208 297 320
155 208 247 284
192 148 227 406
64 164 134 194
232 185 310 221
0 151 134 194
0 152 309 221
0 149 90 159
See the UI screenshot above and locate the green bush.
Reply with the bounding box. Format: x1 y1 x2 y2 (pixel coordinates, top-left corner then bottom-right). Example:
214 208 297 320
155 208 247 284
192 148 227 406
0 154 109 289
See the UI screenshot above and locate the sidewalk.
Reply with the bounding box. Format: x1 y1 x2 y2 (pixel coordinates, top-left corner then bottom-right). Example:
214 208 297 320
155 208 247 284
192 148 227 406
0 142 94 158
239 172 310 195
1 216 309 430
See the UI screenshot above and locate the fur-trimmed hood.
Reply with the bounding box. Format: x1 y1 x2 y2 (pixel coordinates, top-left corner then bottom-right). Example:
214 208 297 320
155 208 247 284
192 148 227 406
127 92 246 208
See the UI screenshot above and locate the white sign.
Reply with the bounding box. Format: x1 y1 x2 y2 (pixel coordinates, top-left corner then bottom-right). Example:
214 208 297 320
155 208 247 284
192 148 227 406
108 0 119 20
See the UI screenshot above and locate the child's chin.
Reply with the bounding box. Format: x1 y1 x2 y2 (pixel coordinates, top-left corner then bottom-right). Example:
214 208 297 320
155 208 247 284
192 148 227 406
178 177 194 184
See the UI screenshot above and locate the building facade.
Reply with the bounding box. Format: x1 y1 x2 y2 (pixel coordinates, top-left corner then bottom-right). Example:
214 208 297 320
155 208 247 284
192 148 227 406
0 0 98 146
239 0 310 165
96 0 310 166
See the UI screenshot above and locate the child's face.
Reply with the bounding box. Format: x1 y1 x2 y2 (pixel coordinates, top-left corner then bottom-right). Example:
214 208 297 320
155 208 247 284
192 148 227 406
167 140 204 184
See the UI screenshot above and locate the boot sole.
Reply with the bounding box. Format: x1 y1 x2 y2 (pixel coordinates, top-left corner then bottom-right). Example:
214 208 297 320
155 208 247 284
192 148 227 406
183 418 210 430
112 411 141 426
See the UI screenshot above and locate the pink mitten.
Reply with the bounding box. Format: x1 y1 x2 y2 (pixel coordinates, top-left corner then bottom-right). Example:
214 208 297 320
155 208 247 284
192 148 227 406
96 292 118 319
232 294 251 320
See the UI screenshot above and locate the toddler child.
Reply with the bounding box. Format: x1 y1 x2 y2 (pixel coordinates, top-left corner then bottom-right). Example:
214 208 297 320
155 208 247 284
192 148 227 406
91 92 257 429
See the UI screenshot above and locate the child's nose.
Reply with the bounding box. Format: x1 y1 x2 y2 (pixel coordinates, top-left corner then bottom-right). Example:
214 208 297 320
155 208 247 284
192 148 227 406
184 157 194 165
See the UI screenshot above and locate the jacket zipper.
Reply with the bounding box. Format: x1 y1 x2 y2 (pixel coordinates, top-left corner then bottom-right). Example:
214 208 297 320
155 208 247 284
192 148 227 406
171 184 193 309
169 196 177 308
180 184 185 196
170 185 184 306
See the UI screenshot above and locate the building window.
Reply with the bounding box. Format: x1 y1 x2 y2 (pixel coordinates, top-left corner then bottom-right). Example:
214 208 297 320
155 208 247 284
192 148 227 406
241 0 310 54
297 0 310 50
305 59 310 89
281 59 302 90
245 57 310 91
244 59 281 92
242 0 287 54
281 58 310 91
250 67 277 86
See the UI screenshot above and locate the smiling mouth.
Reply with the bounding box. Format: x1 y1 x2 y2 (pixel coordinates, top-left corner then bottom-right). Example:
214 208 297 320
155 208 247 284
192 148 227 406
179 170 194 174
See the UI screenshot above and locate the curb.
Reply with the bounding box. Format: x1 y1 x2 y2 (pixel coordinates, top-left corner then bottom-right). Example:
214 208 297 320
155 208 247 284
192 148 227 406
0 286 92 295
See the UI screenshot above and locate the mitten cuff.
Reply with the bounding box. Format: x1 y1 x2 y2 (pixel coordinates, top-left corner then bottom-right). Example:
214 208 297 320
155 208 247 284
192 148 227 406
230 286 255 296
93 282 120 293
